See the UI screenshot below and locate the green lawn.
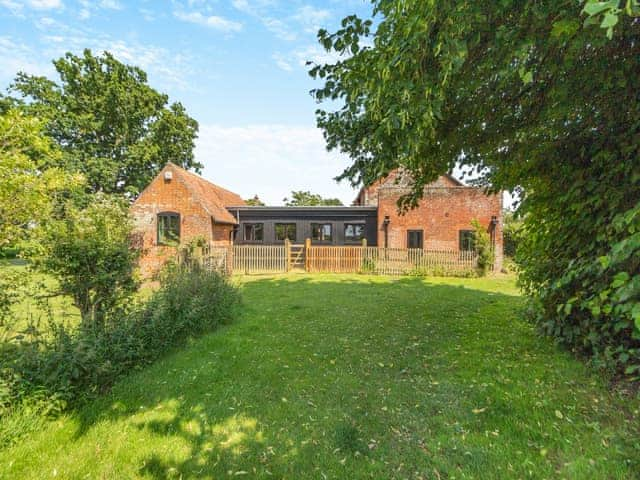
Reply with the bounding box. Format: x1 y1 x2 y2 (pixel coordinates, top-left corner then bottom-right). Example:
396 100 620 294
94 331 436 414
0 260 79 338
1 274 638 479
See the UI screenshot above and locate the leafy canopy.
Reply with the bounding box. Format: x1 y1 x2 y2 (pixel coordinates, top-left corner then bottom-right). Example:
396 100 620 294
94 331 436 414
245 195 266 206
9 49 200 196
32 194 140 327
310 1 640 377
283 190 343 206
0 109 82 247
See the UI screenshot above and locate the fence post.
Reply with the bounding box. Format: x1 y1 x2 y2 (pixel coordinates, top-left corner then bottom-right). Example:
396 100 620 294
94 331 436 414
285 238 291 272
227 242 233 276
305 238 311 272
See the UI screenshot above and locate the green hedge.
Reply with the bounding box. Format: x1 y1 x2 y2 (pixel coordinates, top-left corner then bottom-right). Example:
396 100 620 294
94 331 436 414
0 265 239 446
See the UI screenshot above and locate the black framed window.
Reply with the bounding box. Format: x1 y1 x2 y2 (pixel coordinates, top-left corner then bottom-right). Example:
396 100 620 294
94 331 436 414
459 230 476 251
311 223 332 242
157 212 180 246
275 223 296 242
344 223 365 243
407 230 424 249
243 223 264 242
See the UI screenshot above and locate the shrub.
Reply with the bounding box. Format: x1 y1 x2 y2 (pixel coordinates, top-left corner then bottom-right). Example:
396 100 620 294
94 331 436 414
31 194 140 328
0 265 240 446
472 219 494 277
502 211 523 258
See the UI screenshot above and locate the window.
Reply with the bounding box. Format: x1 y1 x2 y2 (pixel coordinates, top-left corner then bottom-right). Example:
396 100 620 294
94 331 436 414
243 223 264 242
157 212 180 246
407 230 424 249
311 223 332 242
275 223 296 242
344 223 365 243
459 230 476 251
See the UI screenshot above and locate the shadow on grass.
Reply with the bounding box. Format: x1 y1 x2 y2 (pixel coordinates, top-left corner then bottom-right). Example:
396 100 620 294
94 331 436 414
11 275 638 478
61 275 541 478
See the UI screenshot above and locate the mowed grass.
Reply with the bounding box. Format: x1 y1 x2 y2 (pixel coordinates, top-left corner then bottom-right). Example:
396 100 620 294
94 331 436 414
1 274 638 479
0 260 80 337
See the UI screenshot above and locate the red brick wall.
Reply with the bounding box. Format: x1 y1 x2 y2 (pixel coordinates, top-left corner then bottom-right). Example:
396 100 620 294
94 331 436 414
130 165 233 278
376 186 503 270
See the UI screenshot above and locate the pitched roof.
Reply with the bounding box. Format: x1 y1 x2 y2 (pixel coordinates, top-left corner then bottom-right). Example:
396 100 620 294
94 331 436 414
168 162 245 224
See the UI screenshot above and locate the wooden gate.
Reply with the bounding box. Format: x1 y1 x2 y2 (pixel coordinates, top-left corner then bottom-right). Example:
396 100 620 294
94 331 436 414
287 241 306 271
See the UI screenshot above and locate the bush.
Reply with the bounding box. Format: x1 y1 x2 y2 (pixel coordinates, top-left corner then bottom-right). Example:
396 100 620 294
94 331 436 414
472 219 495 277
31 194 140 327
0 265 240 445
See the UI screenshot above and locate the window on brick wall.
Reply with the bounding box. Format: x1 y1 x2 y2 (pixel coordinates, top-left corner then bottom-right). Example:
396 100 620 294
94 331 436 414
311 223 332 242
275 223 296 242
243 223 264 242
157 212 180 246
407 230 424 249
459 230 476 251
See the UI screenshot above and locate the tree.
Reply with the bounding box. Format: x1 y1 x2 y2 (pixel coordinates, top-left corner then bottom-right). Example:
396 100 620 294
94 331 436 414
310 3 640 377
245 195 266 206
35 194 139 327
283 191 343 206
9 49 200 196
0 109 82 247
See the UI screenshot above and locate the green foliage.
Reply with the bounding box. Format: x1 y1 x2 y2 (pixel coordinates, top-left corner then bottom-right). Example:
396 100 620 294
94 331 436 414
310 2 640 379
0 109 82 248
471 219 494 277
502 211 523 258
583 0 640 38
31 194 139 327
520 200 640 378
0 266 239 443
8 49 200 196
245 195 266 206
283 190 343 206
2 276 639 478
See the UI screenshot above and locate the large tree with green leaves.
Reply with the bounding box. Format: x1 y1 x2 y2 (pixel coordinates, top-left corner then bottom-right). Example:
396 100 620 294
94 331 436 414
9 49 200 196
283 190 343 206
310 2 640 377
0 109 82 247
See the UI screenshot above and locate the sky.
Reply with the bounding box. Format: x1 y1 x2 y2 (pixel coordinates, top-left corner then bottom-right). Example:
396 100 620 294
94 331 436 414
0 0 375 205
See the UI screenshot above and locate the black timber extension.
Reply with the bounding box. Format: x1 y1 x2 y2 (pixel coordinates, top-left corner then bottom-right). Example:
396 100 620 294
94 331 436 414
226 206 378 246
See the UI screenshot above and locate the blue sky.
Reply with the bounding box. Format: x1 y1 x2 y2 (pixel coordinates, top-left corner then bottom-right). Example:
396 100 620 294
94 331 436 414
0 0 374 204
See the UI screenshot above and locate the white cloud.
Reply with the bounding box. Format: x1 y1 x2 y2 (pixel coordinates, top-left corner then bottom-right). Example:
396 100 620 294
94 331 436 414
231 0 299 41
272 52 292 72
28 0 62 9
292 5 331 34
0 0 23 15
2 19 197 94
0 36 54 86
273 44 342 72
174 10 243 33
76 0 123 20
262 17 296 41
196 124 358 205
98 0 121 9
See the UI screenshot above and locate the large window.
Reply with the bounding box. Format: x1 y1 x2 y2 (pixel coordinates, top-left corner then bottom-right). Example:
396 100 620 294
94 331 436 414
459 230 476 251
243 223 264 242
407 230 424 249
157 212 180 246
344 223 365 243
311 223 332 242
275 223 297 242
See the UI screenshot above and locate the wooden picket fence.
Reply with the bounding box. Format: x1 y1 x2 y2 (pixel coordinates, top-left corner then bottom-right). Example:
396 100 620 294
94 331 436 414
186 241 479 276
307 246 477 275
232 245 287 274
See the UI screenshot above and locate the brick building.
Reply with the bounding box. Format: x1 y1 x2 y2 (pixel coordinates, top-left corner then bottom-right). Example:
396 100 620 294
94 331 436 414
131 163 502 276
131 163 245 277
353 170 503 269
